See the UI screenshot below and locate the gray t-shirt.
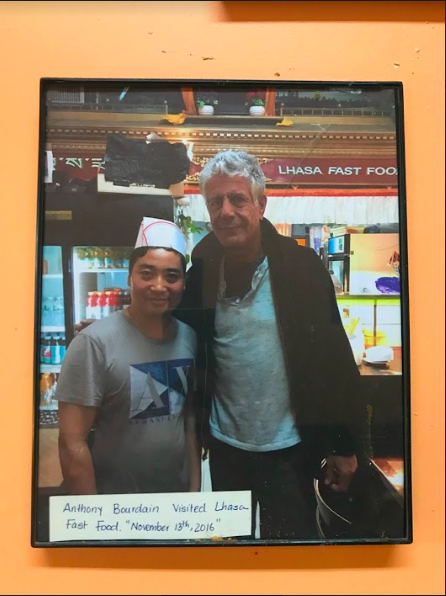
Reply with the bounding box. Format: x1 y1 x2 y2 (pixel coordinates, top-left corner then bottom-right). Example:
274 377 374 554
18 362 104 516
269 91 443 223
210 258 301 452
55 311 197 494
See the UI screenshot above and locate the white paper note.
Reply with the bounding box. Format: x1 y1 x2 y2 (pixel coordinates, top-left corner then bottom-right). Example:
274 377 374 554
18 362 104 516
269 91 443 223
49 491 251 542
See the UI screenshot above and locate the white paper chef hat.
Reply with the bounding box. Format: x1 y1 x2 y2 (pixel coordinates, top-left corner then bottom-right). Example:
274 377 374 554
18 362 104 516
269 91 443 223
135 217 186 257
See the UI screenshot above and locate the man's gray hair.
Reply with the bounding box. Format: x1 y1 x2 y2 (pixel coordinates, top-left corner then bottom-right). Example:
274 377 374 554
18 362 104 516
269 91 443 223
199 150 266 205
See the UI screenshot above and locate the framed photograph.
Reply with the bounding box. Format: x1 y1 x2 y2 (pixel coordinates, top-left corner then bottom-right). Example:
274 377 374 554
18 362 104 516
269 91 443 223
33 78 411 547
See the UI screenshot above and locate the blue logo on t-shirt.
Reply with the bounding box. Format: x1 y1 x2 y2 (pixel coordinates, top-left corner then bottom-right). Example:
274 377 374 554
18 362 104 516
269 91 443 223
129 358 193 420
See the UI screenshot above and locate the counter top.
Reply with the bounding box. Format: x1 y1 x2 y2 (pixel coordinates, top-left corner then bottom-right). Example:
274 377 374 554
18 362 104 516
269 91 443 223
336 294 400 300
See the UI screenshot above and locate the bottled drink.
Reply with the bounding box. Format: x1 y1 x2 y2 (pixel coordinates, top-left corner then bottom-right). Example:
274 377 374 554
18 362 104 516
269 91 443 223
49 334 55 363
98 292 107 318
122 249 130 270
123 291 131 309
104 247 114 269
48 373 57 402
86 292 100 319
40 334 47 364
51 373 59 400
42 296 53 327
109 291 118 314
117 290 125 311
43 335 52 364
93 247 104 269
102 292 112 318
86 247 95 269
93 292 101 319
114 248 123 269
51 334 62 365
86 292 94 319
59 334 66 361
51 297 59 326
75 247 88 269
40 373 52 407
54 296 64 327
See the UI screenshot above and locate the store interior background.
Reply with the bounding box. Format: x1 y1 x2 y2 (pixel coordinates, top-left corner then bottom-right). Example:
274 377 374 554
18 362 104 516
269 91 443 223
36 82 405 520
0 1 444 595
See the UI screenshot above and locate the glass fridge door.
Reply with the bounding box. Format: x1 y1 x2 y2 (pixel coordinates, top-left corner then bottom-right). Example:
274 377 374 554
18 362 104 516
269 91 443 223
39 246 66 421
328 258 348 293
72 246 133 325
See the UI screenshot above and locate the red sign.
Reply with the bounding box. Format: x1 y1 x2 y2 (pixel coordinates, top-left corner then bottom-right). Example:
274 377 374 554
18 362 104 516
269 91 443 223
264 158 397 185
190 158 398 186
52 156 104 181
53 155 398 187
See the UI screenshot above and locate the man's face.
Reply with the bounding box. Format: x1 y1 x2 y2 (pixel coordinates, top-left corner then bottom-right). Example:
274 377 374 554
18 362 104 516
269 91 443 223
128 249 184 316
205 174 266 251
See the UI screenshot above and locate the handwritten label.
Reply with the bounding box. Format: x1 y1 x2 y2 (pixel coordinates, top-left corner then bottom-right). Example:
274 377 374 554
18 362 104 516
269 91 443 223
49 491 251 542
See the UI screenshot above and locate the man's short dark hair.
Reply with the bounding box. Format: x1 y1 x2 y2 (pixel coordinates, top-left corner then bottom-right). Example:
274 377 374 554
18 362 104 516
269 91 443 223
129 246 186 276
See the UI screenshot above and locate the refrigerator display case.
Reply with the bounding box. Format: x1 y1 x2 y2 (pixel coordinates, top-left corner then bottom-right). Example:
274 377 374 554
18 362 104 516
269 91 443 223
39 246 66 422
36 192 175 496
328 235 350 293
72 246 133 324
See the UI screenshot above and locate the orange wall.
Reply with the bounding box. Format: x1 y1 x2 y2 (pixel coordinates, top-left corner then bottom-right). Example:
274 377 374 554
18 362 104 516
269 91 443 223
0 2 444 594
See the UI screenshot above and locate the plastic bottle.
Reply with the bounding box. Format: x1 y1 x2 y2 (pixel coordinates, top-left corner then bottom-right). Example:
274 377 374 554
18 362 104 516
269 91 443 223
51 334 62 365
117 290 125 311
75 247 88 269
104 247 114 269
123 291 131 309
92 292 100 319
54 296 64 327
98 292 107 318
40 334 47 364
115 248 123 269
93 247 104 269
86 247 95 269
44 297 55 327
51 373 59 401
122 250 130 270
42 297 49 327
59 334 66 361
51 297 59 326
86 292 94 319
108 291 118 314
40 373 52 407
43 335 52 364
102 292 112 318
89 292 100 319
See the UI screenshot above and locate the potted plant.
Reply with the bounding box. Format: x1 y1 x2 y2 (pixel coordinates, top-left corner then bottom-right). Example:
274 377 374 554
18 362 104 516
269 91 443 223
246 90 266 116
176 210 203 265
196 90 219 115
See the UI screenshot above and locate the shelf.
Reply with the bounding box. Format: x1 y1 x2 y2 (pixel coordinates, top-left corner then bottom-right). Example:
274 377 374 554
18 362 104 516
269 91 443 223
40 364 62 373
337 294 400 298
41 326 65 333
336 295 400 305
182 115 283 126
43 274 63 279
75 268 128 274
97 174 177 196
39 404 58 412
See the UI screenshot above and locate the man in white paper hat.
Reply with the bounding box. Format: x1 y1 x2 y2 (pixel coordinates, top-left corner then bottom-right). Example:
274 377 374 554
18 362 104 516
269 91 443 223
56 218 201 496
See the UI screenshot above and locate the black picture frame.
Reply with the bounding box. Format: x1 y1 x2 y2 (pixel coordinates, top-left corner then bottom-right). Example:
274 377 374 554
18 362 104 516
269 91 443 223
32 78 412 547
